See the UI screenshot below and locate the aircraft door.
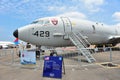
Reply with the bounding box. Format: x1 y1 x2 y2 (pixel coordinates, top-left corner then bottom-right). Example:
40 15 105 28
61 17 72 33
61 17 72 39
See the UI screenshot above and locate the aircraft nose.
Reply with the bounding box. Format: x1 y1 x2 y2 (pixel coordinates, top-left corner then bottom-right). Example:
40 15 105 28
13 29 18 38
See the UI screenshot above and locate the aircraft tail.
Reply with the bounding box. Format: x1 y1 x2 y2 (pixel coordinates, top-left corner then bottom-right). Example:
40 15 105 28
14 38 19 45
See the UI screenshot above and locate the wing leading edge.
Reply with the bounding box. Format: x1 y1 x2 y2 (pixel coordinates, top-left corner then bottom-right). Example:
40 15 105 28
108 36 120 46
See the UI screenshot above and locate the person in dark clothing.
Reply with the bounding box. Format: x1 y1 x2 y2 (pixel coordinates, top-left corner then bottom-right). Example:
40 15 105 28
50 50 57 56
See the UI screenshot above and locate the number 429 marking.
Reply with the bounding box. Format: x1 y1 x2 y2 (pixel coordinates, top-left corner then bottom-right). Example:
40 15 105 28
33 31 50 37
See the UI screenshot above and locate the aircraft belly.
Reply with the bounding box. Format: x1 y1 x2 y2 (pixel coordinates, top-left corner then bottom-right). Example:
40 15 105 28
43 39 71 47
87 34 108 44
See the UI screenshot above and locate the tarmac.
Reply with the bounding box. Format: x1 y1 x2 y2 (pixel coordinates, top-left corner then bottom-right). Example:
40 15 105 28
0 48 120 80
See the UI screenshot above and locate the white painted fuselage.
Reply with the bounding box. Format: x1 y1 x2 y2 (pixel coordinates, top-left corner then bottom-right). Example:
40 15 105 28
13 17 120 47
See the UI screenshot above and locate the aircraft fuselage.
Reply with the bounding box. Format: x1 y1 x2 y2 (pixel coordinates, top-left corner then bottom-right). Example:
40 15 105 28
13 17 120 47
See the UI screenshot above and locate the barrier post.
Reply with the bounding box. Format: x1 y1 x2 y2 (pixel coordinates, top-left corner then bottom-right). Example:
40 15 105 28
109 47 112 62
78 51 81 63
12 50 14 64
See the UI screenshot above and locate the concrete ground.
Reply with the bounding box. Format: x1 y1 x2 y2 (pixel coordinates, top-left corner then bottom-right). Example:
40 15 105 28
0 49 120 80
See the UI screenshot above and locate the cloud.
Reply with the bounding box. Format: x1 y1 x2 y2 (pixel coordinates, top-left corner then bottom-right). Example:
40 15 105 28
112 12 120 22
81 0 105 12
116 23 120 26
0 0 67 19
0 0 79 19
0 0 105 20
57 11 87 19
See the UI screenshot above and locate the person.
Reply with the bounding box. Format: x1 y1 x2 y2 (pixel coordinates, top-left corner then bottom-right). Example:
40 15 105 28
50 50 57 56
36 47 40 58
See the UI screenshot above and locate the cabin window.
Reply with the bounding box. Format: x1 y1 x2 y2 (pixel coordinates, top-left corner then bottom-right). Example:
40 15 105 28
92 25 95 33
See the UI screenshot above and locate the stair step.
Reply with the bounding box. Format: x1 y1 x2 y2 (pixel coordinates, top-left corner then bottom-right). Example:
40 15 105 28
69 32 96 63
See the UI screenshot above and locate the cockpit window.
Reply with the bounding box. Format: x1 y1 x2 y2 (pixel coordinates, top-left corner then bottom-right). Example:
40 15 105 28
44 20 50 24
38 20 44 24
31 19 50 25
31 20 43 25
31 21 39 24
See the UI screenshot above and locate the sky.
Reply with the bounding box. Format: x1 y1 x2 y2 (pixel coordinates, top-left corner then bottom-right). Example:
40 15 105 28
0 0 120 41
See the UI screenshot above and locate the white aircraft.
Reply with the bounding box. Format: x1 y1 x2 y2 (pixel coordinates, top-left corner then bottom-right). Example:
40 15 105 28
13 16 120 63
13 17 120 47
0 41 15 49
0 38 19 49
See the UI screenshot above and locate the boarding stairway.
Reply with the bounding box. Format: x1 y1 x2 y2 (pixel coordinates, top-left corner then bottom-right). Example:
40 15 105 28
68 32 96 63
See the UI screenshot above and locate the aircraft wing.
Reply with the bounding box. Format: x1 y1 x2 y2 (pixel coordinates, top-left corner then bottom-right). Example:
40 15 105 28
108 36 120 46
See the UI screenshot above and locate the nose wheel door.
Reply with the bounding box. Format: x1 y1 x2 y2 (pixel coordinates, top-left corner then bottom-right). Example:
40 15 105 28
61 17 72 39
